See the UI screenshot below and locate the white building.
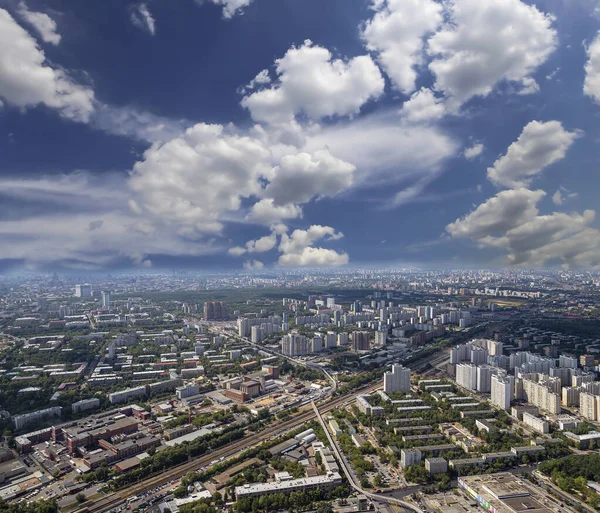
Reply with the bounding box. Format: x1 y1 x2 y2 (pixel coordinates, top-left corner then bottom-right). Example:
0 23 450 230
325 333 337 349
250 326 263 343
383 364 411 394
337 333 349 346
456 363 477 391
522 412 549 434
13 407 62 430
519 378 561 414
74 284 92 297
491 374 513 410
425 457 448 475
238 318 249 337
101 291 111 308
559 355 578 369
580 392 600 421
176 384 200 399
400 449 421 468
281 333 308 356
72 398 100 414
235 472 342 498
108 386 147 404
476 365 499 393
310 336 323 353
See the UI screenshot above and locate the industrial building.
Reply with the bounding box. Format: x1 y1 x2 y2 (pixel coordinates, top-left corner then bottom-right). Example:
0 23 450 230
235 472 342 498
459 472 575 513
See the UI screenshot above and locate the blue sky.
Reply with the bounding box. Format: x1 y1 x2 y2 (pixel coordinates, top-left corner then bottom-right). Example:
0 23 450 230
1 0 600 272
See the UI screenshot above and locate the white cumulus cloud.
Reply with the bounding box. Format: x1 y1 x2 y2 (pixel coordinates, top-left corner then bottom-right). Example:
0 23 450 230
229 233 278 256
446 188 546 241
552 186 578 206
17 2 61 45
243 259 264 270
264 149 355 206
129 123 272 232
0 8 94 122
399 88 446 123
584 31 600 104
464 143 484 160
278 225 348 267
447 188 600 268
246 199 303 225
486 120 579 188
0 173 221 269
241 40 385 125
427 0 557 111
361 0 442 94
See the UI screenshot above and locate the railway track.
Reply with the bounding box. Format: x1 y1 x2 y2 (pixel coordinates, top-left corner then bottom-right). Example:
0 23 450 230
86 382 377 513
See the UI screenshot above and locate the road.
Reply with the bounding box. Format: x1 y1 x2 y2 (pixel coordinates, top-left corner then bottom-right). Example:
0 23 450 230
85 381 381 513
532 470 597 513
311 401 424 513
225 329 338 391
87 325 451 512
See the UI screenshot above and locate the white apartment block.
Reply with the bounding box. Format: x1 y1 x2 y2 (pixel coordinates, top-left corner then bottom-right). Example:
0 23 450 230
519 378 561 414
562 386 582 407
401 449 422 468
491 374 514 410
456 363 477 391
476 365 499 393
522 412 549 434
108 385 147 404
580 392 600 422
559 355 578 369
383 364 411 393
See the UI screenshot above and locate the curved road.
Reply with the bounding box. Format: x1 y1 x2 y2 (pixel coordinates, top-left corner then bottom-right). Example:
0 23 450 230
311 401 424 513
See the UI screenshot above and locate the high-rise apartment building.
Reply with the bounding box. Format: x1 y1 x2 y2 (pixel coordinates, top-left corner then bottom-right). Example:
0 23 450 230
491 374 513 410
456 363 478 391
476 365 499 393
75 284 92 297
580 392 600 421
519 378 561 414
204 301 227 320
251 326 263 343
375 330 387 346
559 355 578 369
562 386 582 407
281 333 308 356
351 331 370 352
325 333 337 349
101 290 111 308
310 336 323 353
238 318 249 337
383 364 411 393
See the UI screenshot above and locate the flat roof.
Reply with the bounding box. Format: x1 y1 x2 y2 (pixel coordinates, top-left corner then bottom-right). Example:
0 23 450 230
235 472 342 496
459 472 575 513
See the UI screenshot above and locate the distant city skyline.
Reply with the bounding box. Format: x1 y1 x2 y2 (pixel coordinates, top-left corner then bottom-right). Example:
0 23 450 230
1 0 600 272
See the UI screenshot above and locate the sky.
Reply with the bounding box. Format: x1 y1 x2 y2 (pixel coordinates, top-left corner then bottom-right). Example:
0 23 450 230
1 0 600 272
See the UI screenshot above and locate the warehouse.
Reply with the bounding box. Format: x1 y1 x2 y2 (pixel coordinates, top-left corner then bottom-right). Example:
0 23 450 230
235 472 342 498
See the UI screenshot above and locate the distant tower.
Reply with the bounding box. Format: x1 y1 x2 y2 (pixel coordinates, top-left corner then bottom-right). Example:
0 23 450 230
75 284 92 297
101 291 111 309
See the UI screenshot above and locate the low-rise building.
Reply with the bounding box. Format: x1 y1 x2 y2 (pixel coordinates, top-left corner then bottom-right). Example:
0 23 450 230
235 472 342 498
522 412 549 434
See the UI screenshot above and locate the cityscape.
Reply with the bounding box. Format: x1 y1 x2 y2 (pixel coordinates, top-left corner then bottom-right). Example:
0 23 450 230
0 270 598 513
2 0 600 513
